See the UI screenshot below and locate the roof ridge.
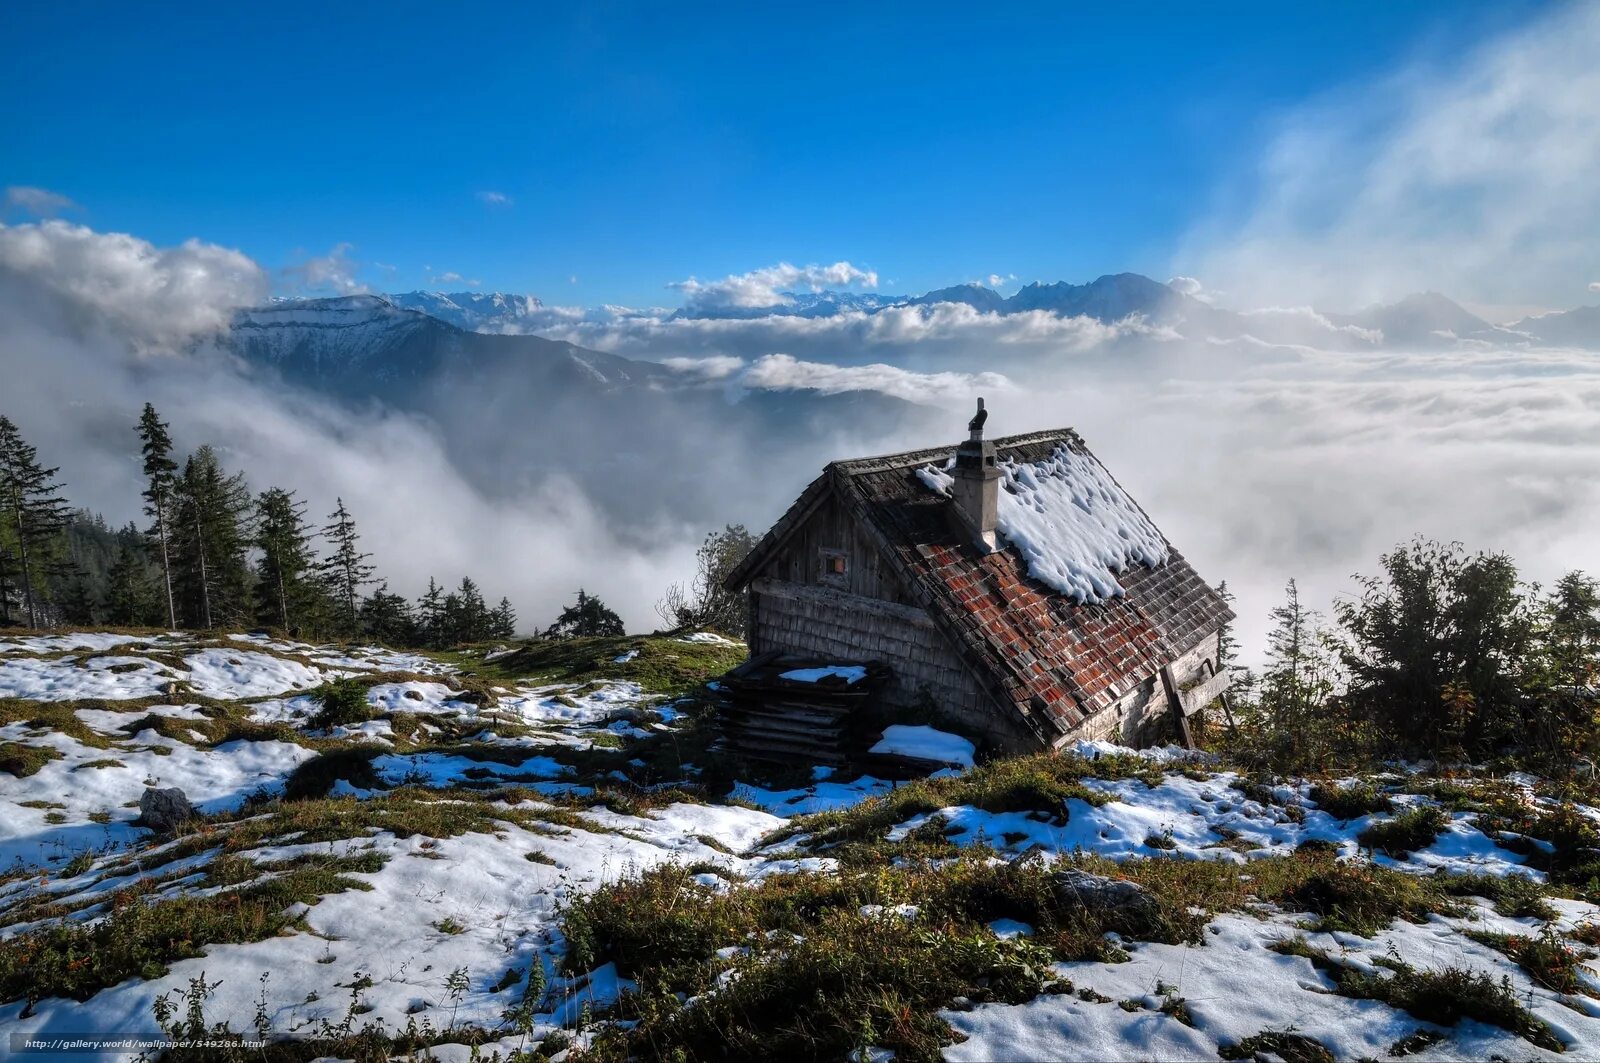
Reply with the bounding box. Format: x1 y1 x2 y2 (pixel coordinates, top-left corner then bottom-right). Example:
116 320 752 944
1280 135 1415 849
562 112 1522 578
827 427 1083 476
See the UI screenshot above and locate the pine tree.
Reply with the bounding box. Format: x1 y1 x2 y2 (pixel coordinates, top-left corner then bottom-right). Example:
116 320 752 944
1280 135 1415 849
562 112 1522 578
105 530 156 626
489 597 517 639
455 577 488 642
59 566 98 625
318 498 375 636
137 404 180 628
545 589 625 639
0 415 72 628
1253 579 1339 768
171 446 253 629
253 487 321 634
360 582 416 645
417 578 446 648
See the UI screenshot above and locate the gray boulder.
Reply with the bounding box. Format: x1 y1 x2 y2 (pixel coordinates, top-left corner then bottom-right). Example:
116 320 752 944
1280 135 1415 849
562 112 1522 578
1053 868 1162 932
138 786 195 834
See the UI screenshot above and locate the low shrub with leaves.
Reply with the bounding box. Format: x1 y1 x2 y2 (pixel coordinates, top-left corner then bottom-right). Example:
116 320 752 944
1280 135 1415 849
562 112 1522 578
1357 805 1450 856
309 677 374 729
1308 780 1393 820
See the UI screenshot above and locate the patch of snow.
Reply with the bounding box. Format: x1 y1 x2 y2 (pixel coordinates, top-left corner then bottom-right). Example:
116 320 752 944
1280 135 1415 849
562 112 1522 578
780 665 867 684
613 649 639 664
182 649 328 699
870 725 975 768
0 654 174 701
677 631 742 646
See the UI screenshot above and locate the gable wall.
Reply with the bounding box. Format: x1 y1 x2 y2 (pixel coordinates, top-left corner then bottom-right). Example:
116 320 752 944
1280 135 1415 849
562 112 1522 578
747 492 1040 751
757 492 921 606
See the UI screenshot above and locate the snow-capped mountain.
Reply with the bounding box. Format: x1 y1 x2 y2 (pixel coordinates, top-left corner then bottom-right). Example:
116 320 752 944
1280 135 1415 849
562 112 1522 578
387 290 546 332
1325 292 1524 348
1508 304 1600 349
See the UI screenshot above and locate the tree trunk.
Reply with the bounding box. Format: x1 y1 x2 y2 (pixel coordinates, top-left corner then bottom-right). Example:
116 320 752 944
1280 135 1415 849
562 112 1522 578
156 492 176 628
194 510 212 630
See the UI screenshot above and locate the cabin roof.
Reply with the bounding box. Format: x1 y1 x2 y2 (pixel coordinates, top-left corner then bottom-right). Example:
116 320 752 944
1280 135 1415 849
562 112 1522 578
726 428 1233 739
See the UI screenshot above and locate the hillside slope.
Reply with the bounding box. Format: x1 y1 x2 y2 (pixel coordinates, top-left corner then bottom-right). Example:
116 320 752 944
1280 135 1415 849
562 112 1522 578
3 629 1599 1060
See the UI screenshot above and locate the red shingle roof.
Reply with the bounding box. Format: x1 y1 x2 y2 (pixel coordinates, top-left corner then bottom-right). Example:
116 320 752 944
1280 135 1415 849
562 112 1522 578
727 429 1233 739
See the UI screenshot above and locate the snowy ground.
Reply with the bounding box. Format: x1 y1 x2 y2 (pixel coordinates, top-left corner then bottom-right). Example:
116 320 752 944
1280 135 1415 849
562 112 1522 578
5 631 1600 1060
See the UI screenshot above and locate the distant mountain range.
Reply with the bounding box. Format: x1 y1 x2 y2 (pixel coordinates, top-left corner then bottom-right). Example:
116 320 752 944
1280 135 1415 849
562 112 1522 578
366 275 1600 350
222 294 941 532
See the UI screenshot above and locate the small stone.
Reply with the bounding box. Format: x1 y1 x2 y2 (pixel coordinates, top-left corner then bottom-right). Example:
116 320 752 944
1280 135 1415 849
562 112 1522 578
137 786 195 834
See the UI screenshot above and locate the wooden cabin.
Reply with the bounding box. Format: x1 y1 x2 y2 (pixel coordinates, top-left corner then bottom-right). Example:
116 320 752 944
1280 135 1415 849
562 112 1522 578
722 404 1234 752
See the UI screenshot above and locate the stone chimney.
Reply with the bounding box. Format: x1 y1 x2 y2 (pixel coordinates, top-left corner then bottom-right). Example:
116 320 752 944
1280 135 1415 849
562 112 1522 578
950 398 1000 553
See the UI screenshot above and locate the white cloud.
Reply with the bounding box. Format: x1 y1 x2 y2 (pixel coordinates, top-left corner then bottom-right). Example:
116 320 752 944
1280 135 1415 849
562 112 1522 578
741 353 1010 404
4 186 77 217
477 191 513 207
0 220 266 353
1186 3 1600 309
429 271 480 287
283 242 366 295
1590 281 1600 293
670 261 879 310
661 355 746 380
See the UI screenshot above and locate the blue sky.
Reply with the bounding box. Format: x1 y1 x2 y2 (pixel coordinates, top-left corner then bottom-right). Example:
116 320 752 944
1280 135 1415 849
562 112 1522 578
0 1 1552 305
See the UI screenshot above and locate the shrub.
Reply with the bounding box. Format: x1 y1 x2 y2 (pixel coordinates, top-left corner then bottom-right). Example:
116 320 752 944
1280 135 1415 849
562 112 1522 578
1433 870 1555 919
1220 1032 1334 1063
1309 781 1393 820
1336 957 1560 1052
1282 857 1458 935
282 747 383 800
1358 806 1450 856
309 678 373 729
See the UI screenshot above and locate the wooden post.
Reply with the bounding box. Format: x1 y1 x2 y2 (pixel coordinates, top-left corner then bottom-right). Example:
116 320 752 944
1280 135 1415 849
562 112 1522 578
1160 664 1195 750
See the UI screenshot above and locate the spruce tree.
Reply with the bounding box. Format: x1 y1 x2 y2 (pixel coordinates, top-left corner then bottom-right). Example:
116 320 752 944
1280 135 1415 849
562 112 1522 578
417 578 446 648
0 415 72 628
105 530 156 626
489 597 517 639
360 581 416 645
318 498 375 636
137 404 180 628
171 446 253 629
455 576 488 642
253 487 320 634
545 589 625 639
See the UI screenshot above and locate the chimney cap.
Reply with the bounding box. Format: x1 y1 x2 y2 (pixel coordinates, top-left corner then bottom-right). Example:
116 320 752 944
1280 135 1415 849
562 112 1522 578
967 397 988 439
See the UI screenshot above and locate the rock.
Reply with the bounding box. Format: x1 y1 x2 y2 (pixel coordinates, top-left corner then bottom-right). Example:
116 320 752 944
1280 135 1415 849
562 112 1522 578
1052 868 1162 933
138 786 195 834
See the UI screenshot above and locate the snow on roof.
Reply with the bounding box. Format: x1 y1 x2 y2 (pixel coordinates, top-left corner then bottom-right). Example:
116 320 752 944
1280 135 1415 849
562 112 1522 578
917 442 1168 604
779 664 868 685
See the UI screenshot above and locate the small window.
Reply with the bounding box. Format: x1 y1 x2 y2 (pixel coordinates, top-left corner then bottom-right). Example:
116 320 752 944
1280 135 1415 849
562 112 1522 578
819 548 848 584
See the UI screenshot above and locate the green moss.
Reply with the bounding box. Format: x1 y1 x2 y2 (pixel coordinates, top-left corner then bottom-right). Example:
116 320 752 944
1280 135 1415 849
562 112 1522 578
0 742 62 778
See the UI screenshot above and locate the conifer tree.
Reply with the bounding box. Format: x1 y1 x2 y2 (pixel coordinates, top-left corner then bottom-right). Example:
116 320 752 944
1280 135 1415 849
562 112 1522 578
545 589 625 639
59 567 98 625
455 576 488 642
360 581 416 645
318 498 375 635
417 578 446 648
105 530 156 626
0 415 72 628
489 596 517 639
137 404 180 628
254 487 319 633
171 446 253 629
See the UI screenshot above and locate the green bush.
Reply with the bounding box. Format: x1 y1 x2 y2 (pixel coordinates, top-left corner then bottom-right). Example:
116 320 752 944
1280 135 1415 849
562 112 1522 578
309 678 373 729
1357 806 1450 856
1309 781 1393 820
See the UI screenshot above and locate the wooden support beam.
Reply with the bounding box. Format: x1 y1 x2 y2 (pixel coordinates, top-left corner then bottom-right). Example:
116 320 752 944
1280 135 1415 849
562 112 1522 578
1180 667 1233 716
1160 663 1195 750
